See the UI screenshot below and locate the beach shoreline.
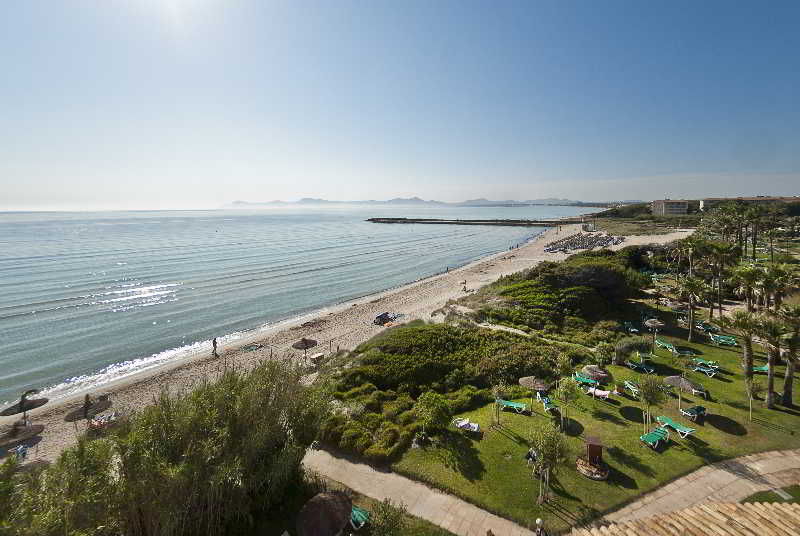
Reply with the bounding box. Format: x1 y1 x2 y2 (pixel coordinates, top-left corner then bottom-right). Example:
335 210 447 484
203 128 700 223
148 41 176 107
3 223 692 464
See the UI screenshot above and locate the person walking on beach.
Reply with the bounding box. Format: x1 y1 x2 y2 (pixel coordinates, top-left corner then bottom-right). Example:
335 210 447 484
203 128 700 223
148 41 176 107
212 337 218 358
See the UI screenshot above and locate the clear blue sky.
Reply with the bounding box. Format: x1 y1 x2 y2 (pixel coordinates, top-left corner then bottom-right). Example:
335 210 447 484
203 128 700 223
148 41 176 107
2 0 799 210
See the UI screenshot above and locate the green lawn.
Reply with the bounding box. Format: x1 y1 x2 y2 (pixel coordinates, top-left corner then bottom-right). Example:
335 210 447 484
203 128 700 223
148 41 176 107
742 485 800 503
392 309 800 532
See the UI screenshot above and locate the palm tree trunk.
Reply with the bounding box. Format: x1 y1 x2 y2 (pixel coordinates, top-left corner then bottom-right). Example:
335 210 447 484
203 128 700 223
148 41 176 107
766 349 776 409
717 274 724 318
743 338 754 380
782 358 795 407
688 299 694 342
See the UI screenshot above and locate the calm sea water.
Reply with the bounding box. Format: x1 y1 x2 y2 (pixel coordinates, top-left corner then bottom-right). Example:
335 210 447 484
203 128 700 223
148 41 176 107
0 205 590 403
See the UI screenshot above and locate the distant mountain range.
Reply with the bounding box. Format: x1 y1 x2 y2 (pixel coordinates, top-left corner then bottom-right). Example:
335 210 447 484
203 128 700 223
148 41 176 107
226 197 641 208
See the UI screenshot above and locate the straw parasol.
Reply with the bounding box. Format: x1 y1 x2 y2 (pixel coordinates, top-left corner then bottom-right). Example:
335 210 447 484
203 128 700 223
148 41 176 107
1 389 48 419
518 376 549 392
296 491 352 536
292 338 318 357
664 375 701 393
644 318 664 352
0 422 45 449
581 365 610 382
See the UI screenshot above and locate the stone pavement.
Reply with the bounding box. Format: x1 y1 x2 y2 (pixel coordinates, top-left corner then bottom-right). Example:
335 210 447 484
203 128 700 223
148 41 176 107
303 449 536 536
603 448 800 523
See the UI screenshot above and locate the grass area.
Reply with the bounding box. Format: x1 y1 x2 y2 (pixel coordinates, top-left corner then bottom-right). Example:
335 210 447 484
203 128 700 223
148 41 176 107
594 218 687 236
742 485 800 503
391 306 800 532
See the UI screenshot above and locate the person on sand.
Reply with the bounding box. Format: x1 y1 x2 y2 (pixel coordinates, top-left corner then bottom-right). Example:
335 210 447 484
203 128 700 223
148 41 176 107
212 337 218 358
83 393 93 420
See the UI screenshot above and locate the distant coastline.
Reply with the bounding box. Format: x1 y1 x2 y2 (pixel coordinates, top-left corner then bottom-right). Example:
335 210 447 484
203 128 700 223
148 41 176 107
225 197 637 209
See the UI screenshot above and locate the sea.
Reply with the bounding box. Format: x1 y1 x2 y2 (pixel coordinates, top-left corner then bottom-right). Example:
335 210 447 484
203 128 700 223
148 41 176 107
0 205 591 404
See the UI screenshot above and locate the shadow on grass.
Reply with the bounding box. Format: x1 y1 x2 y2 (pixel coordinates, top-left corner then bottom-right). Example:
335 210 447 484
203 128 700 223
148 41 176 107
562 418 584 437
591 408 628 427
652 362 682 376
620 405 644 424
606 446 655 478
681 435 723 462
491 423 529 446
607 465 638 490
436 431 486 482
706 414 747 436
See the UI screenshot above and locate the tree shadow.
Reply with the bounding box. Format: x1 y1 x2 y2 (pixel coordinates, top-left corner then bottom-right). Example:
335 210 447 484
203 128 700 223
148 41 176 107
620 405 644 424
681 435 723 461
652 362 682 376
706 414 747 436
491 423 529 446
606 446 655 478
436 431 486 482
591 408 627 427
548 473 580 502
563 418 584 437
607 465 638 489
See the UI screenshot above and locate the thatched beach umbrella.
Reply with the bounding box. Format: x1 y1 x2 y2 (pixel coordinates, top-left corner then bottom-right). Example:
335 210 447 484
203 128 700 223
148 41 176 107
296 491 352 536
0 421 45 449
519 376 549 409
582 365 610 382
292 338 318 357
1 389 48 419
644 318 664 353
664 375 701 393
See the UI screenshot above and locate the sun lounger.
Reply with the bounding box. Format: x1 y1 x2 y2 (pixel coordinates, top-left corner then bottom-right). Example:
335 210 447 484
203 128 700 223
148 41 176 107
709 333 737 346
680 405 707 422
753 365 769 373
673 347 696 357
626 360 655 374
691 364 717 377
586 387 612 401
452 418 480 433
351 506 369 530
624 321 640 334
656 416 696 438
692 358 718 369
637 351 656 362
495 399 528 414
538 396 558 413
655 339 677 353
624 380 640 397
695 322 719 333
640 427 669 450
573 372 599 387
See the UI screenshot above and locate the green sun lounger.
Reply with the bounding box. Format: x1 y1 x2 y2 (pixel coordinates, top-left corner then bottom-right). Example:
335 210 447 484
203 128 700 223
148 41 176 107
680 405 706 422
692 358 718 369
624 380 640 397
691 364 717 377
673 346 696 357
656 416 696 438
496 398 528 413
626 360 655 374
573 372 599 387
640 427 669 450
351 506 369 530
655 339 677 353
710 333 737 346
695 322 719 333
753 364 769 373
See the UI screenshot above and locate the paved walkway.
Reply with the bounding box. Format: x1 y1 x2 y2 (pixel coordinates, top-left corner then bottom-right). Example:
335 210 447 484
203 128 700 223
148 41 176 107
303 449 535 536
603 448 800 523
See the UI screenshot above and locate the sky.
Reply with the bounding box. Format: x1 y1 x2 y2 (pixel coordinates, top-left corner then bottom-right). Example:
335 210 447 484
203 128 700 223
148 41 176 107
1 0 799 210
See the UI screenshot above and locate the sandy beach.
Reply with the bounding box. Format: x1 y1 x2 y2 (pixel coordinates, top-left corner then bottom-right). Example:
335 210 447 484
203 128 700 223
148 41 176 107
2 224 692 464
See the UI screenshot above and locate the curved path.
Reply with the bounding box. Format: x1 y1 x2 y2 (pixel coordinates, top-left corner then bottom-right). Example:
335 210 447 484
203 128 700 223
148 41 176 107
303 449 535 536
602 448 800 524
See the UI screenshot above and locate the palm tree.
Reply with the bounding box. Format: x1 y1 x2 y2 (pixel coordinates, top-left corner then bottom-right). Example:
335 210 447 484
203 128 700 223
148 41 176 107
723 310 758 381
674 276 704 342
755 316 783 409
755 269 777 311
706 242 738 318
639 375 665 435
778 305 800 407
764 228 780 263
732 265 760 312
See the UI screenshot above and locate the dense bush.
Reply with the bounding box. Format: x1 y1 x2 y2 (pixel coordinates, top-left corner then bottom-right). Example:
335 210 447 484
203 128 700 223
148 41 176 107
2 361 328 536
